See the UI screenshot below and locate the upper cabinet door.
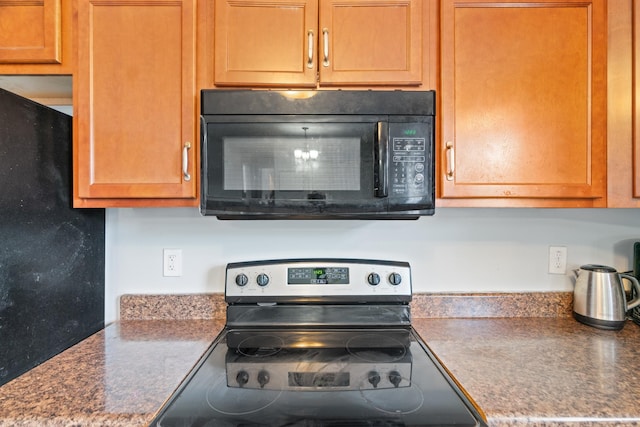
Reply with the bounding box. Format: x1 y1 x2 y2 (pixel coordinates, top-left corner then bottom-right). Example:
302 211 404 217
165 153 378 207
0 0 76 74
74 0 197 207
634 1 640 199
0 0 61 63
214 0 318 87
606 0 638 207
439 0 607 207
212 0 427 87
318 0 422 85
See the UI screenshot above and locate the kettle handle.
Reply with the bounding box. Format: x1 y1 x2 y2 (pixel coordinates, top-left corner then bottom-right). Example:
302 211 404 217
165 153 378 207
620 273 640 310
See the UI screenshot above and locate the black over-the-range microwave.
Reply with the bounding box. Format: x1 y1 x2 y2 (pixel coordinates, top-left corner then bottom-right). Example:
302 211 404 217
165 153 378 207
200 89 435 219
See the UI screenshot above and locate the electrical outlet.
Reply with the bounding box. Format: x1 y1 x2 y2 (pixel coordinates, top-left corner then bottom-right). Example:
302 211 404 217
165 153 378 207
163 249 182 277
548 246 567 274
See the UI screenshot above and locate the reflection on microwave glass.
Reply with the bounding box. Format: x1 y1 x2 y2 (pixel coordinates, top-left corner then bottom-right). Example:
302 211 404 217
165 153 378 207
224 137 360 191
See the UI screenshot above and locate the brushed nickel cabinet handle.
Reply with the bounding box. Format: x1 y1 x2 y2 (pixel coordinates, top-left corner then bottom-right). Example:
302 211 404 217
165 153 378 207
445 141 454 181
183 142 191 182
307 30 314 69
322 28 330 67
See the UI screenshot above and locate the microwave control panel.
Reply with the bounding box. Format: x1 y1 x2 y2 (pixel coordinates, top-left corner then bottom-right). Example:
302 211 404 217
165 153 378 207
389 122 431 198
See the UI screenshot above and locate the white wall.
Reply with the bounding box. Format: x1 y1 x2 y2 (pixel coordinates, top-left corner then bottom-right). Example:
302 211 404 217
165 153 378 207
105 207 640 323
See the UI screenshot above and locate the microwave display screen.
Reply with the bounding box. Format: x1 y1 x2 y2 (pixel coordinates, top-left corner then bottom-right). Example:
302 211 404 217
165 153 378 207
223 137 360 191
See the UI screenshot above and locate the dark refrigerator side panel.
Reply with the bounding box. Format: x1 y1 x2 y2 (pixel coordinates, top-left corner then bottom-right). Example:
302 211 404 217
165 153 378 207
0 88 105 387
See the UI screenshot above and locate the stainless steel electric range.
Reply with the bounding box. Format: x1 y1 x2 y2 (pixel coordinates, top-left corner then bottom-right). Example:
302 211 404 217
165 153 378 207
150 259 487 427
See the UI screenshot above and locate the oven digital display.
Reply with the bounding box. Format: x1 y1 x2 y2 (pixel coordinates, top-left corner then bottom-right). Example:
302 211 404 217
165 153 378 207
288 372 350 387
287 267 349 285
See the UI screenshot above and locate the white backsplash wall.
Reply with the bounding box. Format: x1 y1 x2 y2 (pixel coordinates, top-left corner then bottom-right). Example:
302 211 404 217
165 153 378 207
105 207 640 323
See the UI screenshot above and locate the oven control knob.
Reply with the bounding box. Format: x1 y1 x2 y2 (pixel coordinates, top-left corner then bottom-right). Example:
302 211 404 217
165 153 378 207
256 273 270 287
367 371 381 388
388 370 402 388
367 273 381 286
388 273 402 286
257 370 270 388
236 370 249 387
235 273 248 287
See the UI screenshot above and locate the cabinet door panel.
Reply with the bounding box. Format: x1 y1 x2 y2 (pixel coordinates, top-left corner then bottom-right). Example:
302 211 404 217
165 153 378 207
0 0 61 63
606 0 640 207
214 0 318 86
319 0 422 85
75 0 196 204
440 0 606 203
634 1 640 197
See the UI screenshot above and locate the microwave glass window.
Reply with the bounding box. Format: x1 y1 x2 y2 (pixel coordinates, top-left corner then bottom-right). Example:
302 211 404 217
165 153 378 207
223 137 361 191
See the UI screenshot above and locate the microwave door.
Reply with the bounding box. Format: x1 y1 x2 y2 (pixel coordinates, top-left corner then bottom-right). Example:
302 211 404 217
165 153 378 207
201 121 379 217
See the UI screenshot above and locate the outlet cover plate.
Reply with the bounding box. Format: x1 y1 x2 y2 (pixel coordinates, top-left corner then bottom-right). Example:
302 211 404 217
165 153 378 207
163 248 182 277
548 246 567 275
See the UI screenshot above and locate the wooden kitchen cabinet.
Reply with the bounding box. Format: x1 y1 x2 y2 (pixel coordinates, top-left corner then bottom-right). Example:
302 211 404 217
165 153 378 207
211 0 426 87
438 0 607 207
0 0 73 74
606 0 638 207
213 0 317 87
74 0 198 207
634 1 640 202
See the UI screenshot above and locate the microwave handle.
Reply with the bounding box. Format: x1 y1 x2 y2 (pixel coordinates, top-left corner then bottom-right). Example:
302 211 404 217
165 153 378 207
375 122 389 198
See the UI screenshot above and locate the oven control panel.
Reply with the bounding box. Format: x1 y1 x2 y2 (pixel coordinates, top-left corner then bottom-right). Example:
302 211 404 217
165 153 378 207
225 258 411 303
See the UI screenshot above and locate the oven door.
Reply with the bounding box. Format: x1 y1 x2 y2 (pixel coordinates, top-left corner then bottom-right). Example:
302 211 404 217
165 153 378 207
201 116 392 218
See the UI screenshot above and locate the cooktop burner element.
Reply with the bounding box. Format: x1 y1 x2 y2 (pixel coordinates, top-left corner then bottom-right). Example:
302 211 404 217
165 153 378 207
206 372 284 416
346 333 408 363
150 259 487 427
360 379 425 414
234 334 284 358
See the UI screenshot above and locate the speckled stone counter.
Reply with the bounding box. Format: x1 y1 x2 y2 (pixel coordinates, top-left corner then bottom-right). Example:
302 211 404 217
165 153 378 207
118 292 574 320
414 317 640 427
0 319 224 426
1 293 640 426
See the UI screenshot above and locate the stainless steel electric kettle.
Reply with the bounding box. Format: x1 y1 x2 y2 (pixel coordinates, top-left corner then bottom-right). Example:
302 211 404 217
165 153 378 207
573 264 640 330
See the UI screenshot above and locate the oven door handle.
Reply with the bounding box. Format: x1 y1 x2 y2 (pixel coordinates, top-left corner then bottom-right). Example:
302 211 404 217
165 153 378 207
375 121 389 198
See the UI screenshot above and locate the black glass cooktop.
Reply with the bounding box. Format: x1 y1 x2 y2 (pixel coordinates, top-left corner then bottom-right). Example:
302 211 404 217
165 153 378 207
151 328 485 427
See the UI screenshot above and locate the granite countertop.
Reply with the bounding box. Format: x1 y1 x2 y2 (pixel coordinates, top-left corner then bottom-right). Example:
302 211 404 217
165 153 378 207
1 293 640 426
414 317 640 427
0 319 225 427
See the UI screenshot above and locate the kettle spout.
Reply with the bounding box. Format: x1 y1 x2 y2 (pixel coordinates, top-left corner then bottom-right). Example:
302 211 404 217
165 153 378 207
572 268 580 278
